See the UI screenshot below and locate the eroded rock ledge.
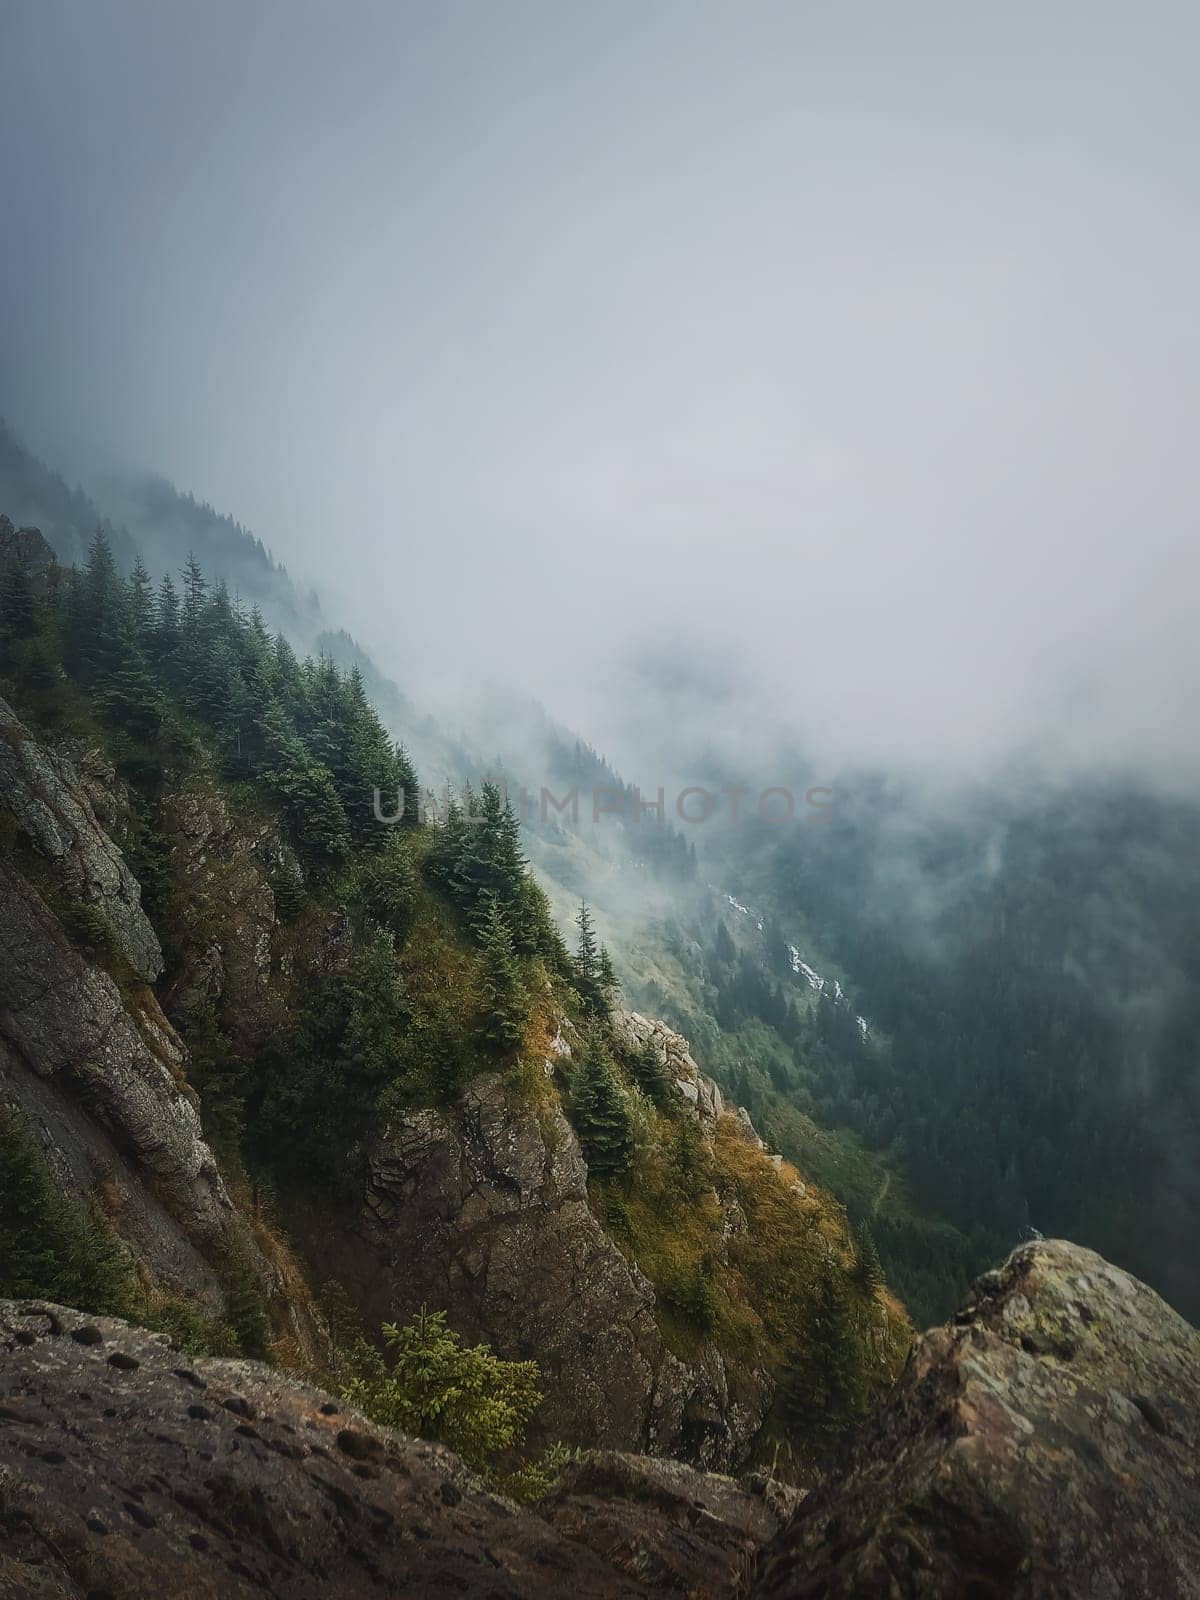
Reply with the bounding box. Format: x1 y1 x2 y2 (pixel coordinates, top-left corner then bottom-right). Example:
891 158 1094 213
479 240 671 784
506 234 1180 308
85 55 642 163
2 1240 1198 1598
0 1299 789 1599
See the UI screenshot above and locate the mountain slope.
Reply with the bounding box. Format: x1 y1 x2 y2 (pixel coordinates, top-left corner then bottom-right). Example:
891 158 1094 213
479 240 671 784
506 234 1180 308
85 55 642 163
0 517 909 1479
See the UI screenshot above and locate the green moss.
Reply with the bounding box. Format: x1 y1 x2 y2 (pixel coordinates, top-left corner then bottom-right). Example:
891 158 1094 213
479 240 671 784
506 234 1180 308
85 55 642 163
57 899 121 968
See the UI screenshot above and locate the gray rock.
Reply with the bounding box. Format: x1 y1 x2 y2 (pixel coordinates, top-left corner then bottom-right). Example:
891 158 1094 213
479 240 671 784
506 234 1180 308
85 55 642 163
543 1450 802 1596
302 1072 770 1469
0 1298 789 1599
753 1238 1200 1599
610 1008 729 1128
0 515 56 572
0 859 265 1309
0 695 162 981
157 768 296 1042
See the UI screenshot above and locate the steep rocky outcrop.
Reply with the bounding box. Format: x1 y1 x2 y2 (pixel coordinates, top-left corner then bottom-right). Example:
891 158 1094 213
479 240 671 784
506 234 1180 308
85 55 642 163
0 859 239 1306
302 1071 772 1468
542 1451 803 1593
0 1299 792 1599
157 768 297 1042
611 1008 727 1124
0 711 295 1328
0 695 162 980
0 514 56 574
755 1238 1200 1599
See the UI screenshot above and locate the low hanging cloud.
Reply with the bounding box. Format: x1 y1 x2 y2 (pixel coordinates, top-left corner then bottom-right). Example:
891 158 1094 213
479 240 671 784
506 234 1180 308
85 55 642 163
1 0 1197 788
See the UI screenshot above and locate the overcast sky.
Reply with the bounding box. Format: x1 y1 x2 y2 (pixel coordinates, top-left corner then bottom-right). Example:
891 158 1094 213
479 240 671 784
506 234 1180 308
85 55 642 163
2 0 1198 784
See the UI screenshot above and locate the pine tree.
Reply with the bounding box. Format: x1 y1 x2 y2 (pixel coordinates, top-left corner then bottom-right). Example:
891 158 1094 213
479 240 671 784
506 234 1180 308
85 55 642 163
79 527 124 680
669 1112 710 1201
180 552 207 635
427 793 469 890
570 1035 634 1182
575 902 605 1014
478 898 528 1055
153 574 181 672
597 945 618 997
627 1039 673 1109
360 837 419 940
101 645 164 738
127 555 154 641
452 783 530 941
0 558 37 639
852 1223 883 1296
0 1104 136 1316
778 1262 867 1455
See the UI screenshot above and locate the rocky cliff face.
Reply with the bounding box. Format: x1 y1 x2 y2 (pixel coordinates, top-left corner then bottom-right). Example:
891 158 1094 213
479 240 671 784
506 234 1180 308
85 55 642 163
304 1067 771 1468
755 1237 1200 1599
2 1240 1197 1598
0 688 785 1464
0 694 162 981
0 698 245 1303
0 702 313 1344
2 697 861 1471
156 768 298 1045
610 1008 728 1124
0 514 56 574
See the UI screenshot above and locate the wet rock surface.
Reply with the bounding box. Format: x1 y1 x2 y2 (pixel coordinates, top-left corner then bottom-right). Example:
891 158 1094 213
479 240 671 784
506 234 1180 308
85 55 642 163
542 1451 803 1596
0 1300 786 1599
755 1238 1200 1599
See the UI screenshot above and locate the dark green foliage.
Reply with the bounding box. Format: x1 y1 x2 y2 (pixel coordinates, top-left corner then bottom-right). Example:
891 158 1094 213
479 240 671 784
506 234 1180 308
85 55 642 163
246 928 410 1194
570 1035 634 1182
101 648 164 739
0 532 418 876
668 1114 711 1204
218 1253 272 1360
57 900 121 969
574 901 606 1015
597 944 617 995
0 1103 137 1316
626 1039 674 1109
0 554 37 638
270 859 305 921
142 1299 241 1358
478 898 528 1055
776 1260 867 1455
657 1259 719 1332
359 837 418 941
852 1223 883 1296
175 997 248 1172
426 782 567 968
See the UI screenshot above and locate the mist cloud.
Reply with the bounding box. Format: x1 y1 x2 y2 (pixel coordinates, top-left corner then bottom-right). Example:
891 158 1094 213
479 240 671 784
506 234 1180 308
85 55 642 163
1 0 1198 786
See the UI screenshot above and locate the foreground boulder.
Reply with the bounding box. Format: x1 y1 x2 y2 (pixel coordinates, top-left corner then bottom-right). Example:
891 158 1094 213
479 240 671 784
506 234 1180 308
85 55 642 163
3 1241 1198 1598
0 1300 790 1599
755 1238 1200 1599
